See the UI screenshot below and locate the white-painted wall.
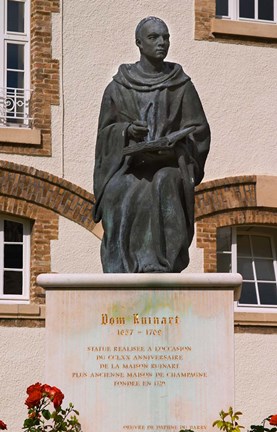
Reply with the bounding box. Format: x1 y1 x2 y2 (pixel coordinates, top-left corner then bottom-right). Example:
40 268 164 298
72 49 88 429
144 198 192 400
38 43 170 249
0 328 45 432
51 217 102 273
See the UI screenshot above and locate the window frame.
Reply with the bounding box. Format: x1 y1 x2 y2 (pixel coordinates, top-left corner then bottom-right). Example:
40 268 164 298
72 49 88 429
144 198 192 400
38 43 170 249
216 0 277 24
0 215 30 303
217 226 277 312
0 0 31 128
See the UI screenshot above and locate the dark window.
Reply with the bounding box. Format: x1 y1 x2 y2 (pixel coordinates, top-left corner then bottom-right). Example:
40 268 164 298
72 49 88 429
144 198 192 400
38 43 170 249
7 0 25 33
216 0 229 16
0 218 28 300
239 0 255 19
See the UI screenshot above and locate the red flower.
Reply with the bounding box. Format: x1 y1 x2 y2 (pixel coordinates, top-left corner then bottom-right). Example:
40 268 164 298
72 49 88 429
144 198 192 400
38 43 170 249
42 384 52 395
270 415 277 426
0 420 7 430
25 382 44 408
26 382 43 395
43 384 64 409
25 390 42 408
52 387 64 409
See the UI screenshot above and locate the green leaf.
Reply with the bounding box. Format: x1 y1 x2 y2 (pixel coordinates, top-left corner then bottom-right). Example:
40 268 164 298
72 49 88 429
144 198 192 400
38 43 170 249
23 418 34 428
42 409 51 420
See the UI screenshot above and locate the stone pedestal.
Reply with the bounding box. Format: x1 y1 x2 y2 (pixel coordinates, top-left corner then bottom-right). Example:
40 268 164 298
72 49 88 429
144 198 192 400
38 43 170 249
38 273 241 432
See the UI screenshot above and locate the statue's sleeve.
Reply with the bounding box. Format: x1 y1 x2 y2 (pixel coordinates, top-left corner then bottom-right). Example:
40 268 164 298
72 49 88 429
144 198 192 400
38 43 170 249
93 82 130 222
180 80 211 186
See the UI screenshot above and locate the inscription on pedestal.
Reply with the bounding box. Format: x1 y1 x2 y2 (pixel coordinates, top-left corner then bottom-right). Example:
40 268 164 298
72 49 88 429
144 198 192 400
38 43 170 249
45 283 237 432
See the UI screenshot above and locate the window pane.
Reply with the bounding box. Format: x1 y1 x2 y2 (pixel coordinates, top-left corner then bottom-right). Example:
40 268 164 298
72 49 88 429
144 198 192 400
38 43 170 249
4 245 23 268
239 0 255 18
237 257 254 280
258 283 277 305
255 259 275 281
237 235 251 256
252 235 272 257
7 0 25 33
217 227 232 252
258 0 274 20
217 253 231 272
238 282 258 304
3 271 23 295
216 0 229 16
7 71 24 89
7 44 24 70
4 220 23 242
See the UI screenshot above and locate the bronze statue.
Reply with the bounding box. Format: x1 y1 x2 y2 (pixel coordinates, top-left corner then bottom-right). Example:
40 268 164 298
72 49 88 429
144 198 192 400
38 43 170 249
93 17 210 273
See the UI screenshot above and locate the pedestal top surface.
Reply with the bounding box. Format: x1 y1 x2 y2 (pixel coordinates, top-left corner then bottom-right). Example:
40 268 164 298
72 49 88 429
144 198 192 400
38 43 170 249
38 273 242 298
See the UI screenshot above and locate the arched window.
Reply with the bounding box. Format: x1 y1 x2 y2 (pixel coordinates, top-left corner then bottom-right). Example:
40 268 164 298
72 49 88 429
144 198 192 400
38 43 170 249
0 215 30 303
217 226 277 309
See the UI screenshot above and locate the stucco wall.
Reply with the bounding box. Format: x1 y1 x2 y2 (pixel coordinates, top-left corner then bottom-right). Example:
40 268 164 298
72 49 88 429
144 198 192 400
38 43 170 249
51 216 102 273
0 328 45 432
235 331 277 428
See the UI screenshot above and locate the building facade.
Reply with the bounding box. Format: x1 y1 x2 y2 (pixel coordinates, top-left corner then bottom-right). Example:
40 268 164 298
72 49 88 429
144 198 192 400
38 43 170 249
0 0 276 429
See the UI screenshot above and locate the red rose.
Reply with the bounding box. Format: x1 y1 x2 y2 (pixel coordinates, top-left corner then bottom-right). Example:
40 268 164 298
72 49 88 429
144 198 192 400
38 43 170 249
25 389 42 408
26 382 43 395
52 388 64 409
42 384 53 396
270 415 277 426
0 420 7 430
42 384 64 409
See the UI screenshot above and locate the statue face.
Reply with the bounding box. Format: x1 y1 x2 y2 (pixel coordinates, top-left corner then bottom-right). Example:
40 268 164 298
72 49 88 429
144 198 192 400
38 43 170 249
136 20 170 61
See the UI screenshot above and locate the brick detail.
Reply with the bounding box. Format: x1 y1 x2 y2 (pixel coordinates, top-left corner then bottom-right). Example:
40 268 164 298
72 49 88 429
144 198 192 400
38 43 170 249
0 194 58 305
196 176 277 272
0 0 60 155
195 175 257 219
0 160 96 232
195 0 215 41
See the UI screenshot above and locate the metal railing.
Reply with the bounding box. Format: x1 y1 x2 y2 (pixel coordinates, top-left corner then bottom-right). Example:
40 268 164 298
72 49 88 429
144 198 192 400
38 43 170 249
0 87 33 128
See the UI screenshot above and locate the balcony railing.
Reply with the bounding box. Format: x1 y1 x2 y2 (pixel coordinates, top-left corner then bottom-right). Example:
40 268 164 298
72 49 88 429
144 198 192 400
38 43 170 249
0 87 33 128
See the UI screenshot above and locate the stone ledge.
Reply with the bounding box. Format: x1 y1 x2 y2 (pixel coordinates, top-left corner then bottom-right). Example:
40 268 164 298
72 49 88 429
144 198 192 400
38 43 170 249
235 311 277 327
0 303 45 319
211 18 277 39
0 128 41 145
37 272 242 300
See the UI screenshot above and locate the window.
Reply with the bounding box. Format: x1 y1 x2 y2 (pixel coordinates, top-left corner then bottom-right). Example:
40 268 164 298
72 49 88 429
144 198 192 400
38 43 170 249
216 0 277 23
217 226 277 309
0 216 30 303
0 0 31 127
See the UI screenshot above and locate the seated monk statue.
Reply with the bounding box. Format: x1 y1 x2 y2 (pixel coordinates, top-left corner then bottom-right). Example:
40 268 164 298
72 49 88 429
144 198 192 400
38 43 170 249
93 16 210 273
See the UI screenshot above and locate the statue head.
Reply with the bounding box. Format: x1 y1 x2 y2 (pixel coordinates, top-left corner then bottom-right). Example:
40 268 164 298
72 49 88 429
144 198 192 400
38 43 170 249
135 17 170 62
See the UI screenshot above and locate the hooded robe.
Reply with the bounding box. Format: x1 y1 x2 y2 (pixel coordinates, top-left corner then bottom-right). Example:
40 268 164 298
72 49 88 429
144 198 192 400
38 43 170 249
93 62 210 273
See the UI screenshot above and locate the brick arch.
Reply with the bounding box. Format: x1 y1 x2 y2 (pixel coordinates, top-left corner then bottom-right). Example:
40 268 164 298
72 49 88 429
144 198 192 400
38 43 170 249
0 160 96 232
195 175 277 272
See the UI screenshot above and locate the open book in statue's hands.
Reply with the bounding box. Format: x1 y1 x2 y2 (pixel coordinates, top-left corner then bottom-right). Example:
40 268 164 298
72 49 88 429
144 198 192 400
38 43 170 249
122 126 196 156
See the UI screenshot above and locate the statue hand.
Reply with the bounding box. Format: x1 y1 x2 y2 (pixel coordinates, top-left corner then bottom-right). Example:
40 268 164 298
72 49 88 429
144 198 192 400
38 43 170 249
127 120 148 141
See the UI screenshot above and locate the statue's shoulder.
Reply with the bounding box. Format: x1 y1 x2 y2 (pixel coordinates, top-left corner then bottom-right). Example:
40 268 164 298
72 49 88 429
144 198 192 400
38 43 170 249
112 63 135 83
